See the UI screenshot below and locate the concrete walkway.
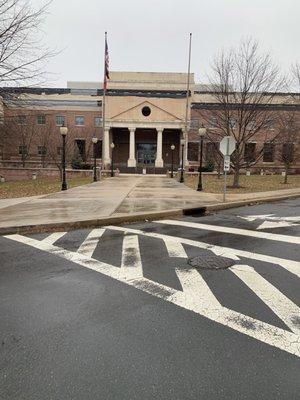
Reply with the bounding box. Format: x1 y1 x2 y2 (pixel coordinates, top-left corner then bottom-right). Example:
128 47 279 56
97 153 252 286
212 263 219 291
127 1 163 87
0 175 299 232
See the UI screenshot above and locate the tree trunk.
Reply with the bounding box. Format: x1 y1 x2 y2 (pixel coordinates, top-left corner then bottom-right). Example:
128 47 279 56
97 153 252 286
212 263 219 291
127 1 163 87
232 167 240 188
217 163 221 179
284 166 288 184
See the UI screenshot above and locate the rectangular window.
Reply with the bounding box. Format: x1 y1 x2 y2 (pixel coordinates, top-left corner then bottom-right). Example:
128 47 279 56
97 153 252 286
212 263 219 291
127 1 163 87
247 121 256 130
75 139 86 161
265 118 274 130
244 143 256 163
206 142 218 162
229 117 236 129
190 118 200 129
187 142 199 162
57 146 63 156
263 143 275 162
17 115 27 125
75 116 85 126
282 143 294 163
94 140 102 158
19 145 27 155
94 117 102 127
37 146 47 156
37 115 46 125
56 115 66 126
209 117 217 128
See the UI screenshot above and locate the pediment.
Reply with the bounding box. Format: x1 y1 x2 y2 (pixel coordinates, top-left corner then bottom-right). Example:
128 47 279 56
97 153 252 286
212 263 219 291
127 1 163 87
109 100 182 122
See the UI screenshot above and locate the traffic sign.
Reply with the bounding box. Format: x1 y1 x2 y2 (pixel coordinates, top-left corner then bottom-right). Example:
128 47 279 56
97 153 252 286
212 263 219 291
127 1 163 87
220 136 236 156
224 155 230 172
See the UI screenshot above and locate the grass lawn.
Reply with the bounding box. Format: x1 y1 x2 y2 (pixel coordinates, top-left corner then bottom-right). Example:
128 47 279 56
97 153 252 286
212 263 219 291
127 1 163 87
184 174 300 194
0 177 93 199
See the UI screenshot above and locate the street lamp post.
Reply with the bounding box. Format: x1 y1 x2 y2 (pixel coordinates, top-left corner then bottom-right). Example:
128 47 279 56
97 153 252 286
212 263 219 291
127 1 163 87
59 124 68 191
180 139 185 183
170 144 175 178
92 137 98 182
197 126 207 191
110 142 115 177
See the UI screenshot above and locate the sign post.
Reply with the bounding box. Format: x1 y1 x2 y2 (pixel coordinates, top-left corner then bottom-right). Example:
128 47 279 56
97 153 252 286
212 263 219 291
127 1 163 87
219 136 236 202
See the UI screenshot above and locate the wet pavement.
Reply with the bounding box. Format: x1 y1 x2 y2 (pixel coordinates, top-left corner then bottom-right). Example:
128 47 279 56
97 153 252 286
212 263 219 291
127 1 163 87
0 176 219 229
0 175 299 231
0 198 299 399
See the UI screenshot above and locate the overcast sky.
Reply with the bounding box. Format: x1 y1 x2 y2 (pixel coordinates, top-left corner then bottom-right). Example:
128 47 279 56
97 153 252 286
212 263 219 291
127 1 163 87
34 0 300 87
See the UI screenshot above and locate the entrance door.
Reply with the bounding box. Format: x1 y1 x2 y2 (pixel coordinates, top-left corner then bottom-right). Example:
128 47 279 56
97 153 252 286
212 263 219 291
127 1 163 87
137 143 156 166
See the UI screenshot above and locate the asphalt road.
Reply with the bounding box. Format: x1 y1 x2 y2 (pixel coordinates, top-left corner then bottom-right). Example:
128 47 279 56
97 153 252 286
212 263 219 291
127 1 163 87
0 198 299 399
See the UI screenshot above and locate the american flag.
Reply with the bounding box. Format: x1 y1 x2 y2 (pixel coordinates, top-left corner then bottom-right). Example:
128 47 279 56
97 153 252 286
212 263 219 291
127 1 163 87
103 33 109 91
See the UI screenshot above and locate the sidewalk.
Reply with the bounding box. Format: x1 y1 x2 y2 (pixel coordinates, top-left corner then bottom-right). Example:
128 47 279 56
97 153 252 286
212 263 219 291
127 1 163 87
0 175 299 234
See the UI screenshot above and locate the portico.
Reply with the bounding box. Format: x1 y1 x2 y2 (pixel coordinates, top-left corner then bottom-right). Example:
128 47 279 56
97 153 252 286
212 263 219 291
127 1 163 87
107 125 182 171
101 71 193 172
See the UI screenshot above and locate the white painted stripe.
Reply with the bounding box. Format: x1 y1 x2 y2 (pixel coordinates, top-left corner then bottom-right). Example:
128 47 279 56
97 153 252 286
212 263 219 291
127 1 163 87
175 268 221 310
107 226 300 278
7 234 121 278
120 234 143 280
231 265 300 335
5 233 300 358
157 220 300 245
164 239 188 258
42 232 67 245
77 228 105 258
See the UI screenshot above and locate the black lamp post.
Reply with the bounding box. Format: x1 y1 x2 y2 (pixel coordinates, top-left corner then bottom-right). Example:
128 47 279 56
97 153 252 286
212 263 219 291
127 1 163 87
92 137 98 182
170 144 175 178
60 124 68 191
197 126 207 191
180 139 185 183
110 142 115 177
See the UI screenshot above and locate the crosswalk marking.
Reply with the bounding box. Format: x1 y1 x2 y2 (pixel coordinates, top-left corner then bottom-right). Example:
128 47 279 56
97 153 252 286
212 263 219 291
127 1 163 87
42 232 67 245
107 226 300 278
231 265 300 335
5 232 300 358
120 234 143 280
175 268 221 310
157 220 300 245
164 239 188 258
77 228 105 258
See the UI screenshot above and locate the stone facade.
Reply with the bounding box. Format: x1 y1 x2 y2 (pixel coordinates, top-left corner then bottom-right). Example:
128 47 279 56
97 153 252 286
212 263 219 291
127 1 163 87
0 71 299 174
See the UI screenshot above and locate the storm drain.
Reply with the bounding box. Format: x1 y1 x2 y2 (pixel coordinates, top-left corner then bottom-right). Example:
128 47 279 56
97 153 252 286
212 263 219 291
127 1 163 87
187 254 234 271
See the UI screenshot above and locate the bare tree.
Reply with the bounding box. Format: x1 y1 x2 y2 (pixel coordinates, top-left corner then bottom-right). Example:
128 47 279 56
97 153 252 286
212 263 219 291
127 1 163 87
0 0 54 90
276 112 299 184
204 39 284 187
276 64 300 184
47 126 78 174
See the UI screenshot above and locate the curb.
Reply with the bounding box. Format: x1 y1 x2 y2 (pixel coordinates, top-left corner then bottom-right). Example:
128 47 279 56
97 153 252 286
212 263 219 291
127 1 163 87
1 192 299 236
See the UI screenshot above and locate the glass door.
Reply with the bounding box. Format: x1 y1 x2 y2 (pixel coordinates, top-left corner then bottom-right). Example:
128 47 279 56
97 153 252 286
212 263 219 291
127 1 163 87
137 143 156 166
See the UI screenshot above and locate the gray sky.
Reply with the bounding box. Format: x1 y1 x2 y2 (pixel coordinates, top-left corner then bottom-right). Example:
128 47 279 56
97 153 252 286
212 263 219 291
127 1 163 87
34 0 300 87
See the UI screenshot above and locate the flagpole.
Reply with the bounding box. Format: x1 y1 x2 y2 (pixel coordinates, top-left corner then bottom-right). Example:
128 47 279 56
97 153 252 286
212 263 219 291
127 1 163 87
184 32 192 166
102 31 107 168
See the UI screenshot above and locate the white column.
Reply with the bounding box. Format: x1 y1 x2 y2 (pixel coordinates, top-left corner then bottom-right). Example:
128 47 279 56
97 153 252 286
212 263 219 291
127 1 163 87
127 128 136 167
155 128 164 168
184 131 189 167
102 127 111 167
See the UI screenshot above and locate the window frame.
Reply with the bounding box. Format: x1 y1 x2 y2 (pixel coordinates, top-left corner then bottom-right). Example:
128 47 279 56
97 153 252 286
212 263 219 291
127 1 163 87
75 115 85 126
94 116 102 127
37 146 47 156
17 115 27 125
56 115 66 127
244 142 256 163
209 116 218 129
37 115 46 125
263 142 275 163
18 145 28 155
